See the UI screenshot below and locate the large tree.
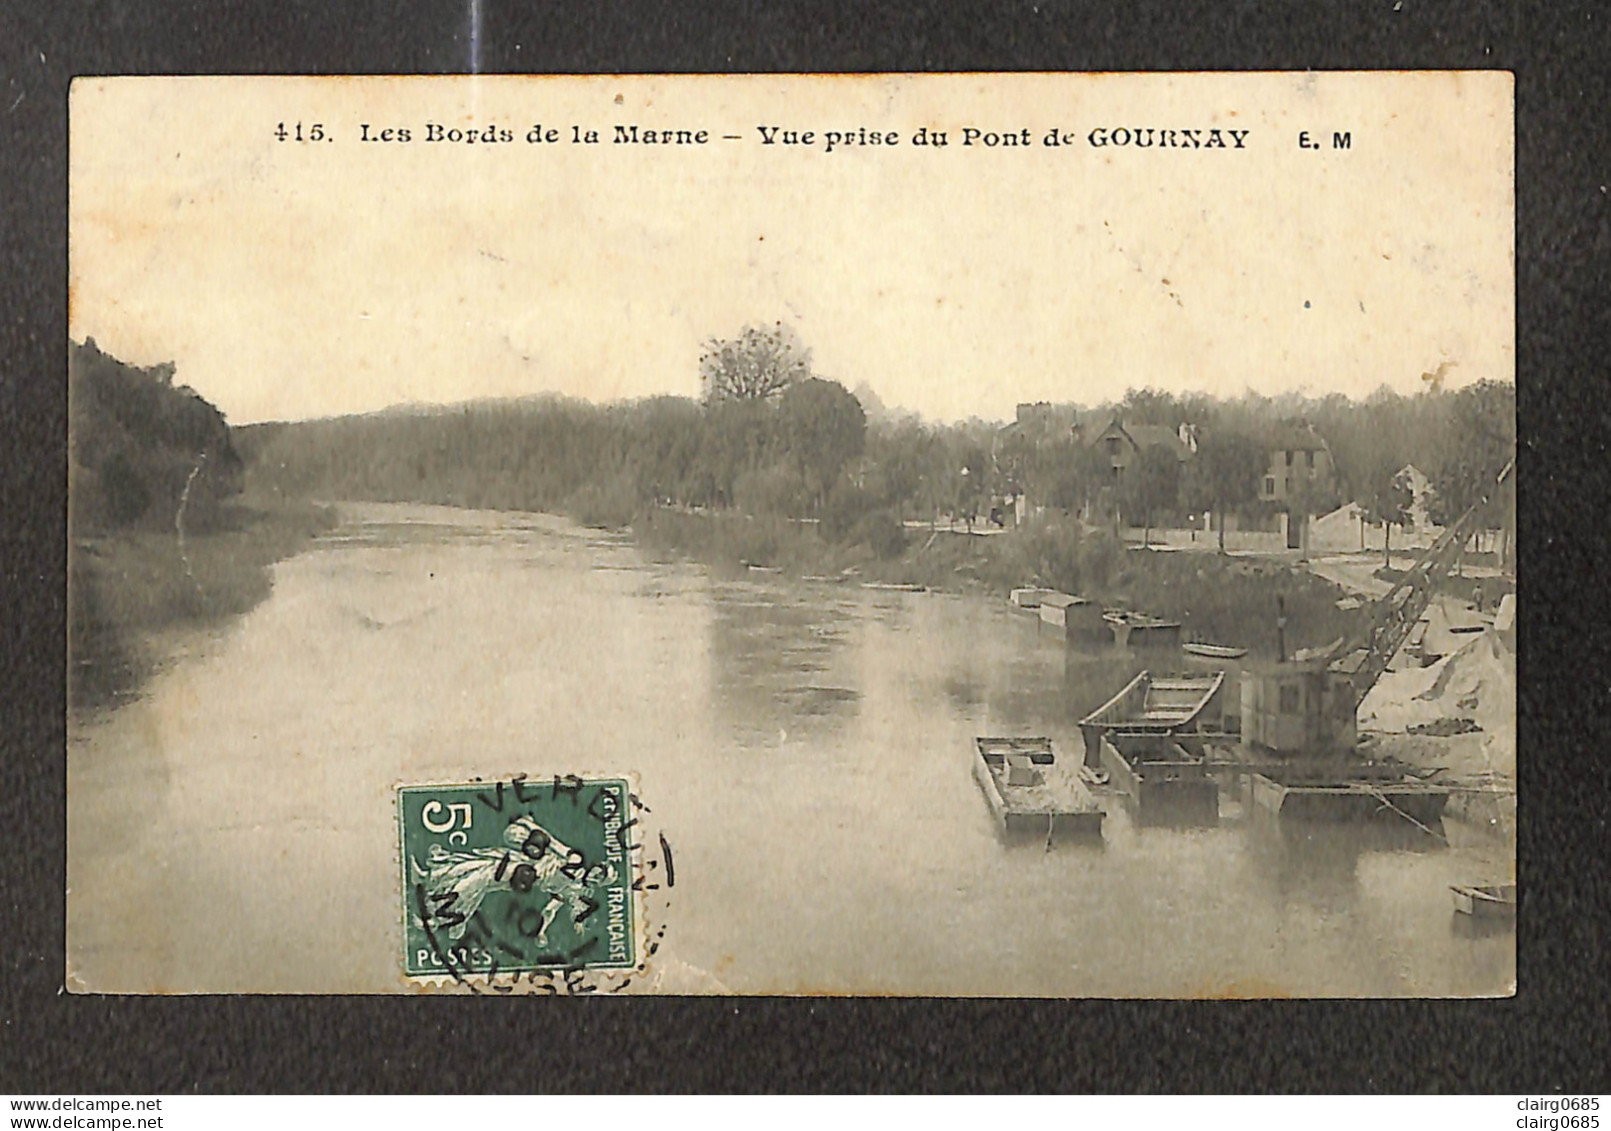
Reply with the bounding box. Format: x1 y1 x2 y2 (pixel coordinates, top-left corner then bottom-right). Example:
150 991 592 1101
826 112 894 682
1426 379 1516 566
777 378 866 510
1123 443 1181 548
1119 386 1182 425
940 436 991 529
69 338 242 533
1025 439 1097 514
695 396 776 507
865 419 935 521
699 322 813 403
1184 429 1265 552
1360 463 1414 568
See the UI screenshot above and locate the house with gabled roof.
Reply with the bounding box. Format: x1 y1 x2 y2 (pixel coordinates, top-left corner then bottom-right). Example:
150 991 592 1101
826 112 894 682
1081 415 1196 482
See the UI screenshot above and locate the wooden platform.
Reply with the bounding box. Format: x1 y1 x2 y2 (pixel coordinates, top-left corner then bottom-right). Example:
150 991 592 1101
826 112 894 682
974 738 1105 839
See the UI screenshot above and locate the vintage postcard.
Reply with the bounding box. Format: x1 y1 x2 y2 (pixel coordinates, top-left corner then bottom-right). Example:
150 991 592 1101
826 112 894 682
66 72 1515 995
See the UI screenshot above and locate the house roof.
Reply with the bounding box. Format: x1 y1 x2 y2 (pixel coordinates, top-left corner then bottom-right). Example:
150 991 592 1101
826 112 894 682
1124 424 1193 459
1084 418 1193 460
1003 402 1079 438
1264 423 1332 452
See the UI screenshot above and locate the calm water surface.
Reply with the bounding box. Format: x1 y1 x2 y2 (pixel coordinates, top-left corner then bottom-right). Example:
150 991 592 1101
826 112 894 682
67 504 1515 995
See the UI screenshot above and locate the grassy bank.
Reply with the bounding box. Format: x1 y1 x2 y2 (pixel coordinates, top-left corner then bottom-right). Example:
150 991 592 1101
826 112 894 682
69 499 337 710
629 507 1359 660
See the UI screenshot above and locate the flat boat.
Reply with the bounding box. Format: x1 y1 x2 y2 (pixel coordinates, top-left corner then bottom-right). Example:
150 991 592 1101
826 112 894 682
1077 670 1229 813
1246 765 1452 824
1038 593 1105 642
1009 587 1060 610
1104 611 1184 648
973 737 1105 839
1095 733 1219 823
1450 882 1517 917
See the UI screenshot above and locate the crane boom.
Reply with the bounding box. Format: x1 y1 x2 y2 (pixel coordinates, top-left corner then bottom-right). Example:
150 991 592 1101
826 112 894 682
1334 459 1514 701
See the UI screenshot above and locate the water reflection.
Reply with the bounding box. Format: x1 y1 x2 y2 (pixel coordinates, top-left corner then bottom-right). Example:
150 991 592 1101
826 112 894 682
1449 912 1517 941
1241 807 1446 913
706 581 861 745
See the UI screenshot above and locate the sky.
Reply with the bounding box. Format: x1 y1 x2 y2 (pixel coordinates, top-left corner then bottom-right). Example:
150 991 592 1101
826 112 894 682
69 73 1514 425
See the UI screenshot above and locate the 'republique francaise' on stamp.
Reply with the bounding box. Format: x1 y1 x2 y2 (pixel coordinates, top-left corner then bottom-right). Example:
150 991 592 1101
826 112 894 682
398 775 639 983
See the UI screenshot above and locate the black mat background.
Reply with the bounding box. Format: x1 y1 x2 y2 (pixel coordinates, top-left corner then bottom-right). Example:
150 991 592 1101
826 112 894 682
2 0 1606 1094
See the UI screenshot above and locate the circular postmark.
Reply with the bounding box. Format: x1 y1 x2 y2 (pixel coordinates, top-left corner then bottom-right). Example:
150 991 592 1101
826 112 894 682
397 773 674 995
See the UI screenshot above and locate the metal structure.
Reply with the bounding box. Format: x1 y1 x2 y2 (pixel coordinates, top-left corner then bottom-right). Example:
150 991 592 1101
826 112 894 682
1236 457 1513 758
1332 459 1514 703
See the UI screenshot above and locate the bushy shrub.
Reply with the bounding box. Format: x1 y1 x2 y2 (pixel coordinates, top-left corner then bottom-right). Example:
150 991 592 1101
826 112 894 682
733 464 811 517
565 473 640 529
1016 520 1082 594
1079 529 1125 590
729 516 791 566
819 482 873 543
847 510 908 560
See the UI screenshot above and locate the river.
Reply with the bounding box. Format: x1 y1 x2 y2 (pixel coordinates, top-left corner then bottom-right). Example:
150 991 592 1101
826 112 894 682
66 503 1515 996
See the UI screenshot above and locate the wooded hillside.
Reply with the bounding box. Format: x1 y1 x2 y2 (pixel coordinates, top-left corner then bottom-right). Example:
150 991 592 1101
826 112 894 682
69 338 243 534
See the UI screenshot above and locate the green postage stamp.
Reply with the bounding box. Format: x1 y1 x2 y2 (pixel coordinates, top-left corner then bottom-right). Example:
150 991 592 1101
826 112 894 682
398 776 638 982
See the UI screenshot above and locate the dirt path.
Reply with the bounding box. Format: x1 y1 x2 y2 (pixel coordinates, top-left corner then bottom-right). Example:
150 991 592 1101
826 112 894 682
1304 553 1396 598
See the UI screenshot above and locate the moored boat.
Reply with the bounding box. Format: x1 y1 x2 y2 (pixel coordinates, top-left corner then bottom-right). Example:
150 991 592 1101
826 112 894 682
1096 733 1219 824
1104 611 1184 649
1182 641 1248 660
1079 670 1227 747
1450 882 1517 917
1077 670 1229 815
1009 586 1060 610
1245 765 1452 824
1038 593 1105 642
973 737 1105 839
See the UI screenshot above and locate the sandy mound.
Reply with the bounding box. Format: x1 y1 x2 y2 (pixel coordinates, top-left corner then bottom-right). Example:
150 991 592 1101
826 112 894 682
1360 628 1515 778
1309 503 1371 554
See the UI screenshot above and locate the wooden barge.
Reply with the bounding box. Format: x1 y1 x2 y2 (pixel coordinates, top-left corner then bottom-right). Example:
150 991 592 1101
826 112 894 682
1037 593 1106 642
1077 671 1227 821
1097 735 1219 823
1244 763 1452 824
1450 882 1517 918
1079 671 1228 751
973 737 1105 839
1103 611 1183 649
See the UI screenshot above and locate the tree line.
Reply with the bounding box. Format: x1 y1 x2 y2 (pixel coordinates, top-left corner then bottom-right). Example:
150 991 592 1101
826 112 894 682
993 377 1515 556
93 325 1509 564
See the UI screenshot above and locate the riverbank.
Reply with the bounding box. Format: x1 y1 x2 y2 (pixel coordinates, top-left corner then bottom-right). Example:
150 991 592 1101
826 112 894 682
68 499 337 710
629 507 1359 660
